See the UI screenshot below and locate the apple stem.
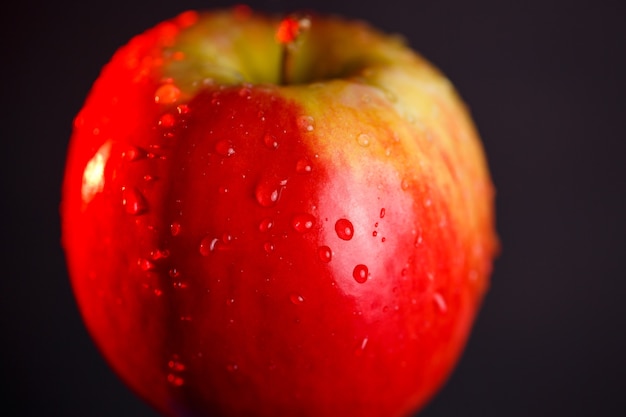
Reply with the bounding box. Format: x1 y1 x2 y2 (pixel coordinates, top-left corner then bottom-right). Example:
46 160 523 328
275 14 311 85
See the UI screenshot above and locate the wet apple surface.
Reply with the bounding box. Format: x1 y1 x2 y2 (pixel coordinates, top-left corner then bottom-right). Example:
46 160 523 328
62 7 498 417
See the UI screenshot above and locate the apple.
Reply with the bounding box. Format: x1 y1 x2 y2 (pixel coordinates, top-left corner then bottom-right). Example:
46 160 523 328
61 6 498 417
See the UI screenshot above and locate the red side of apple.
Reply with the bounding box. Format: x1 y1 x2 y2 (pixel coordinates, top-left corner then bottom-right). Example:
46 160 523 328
62 9 497 417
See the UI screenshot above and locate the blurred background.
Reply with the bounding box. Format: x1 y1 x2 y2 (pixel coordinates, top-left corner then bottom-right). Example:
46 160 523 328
2 0 624 415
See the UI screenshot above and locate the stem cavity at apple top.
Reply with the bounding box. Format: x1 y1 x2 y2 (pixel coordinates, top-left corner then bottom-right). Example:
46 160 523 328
275 14 311 85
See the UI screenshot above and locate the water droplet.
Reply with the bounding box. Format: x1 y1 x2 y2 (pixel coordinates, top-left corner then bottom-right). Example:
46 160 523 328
170 221 182 236
138 258 155 271
355 336 369 356
263 133 279 149
259 217 274 232
263 241 274 253
353 264 369 283
292 213 315 233
173 281 188 289
433 292 448 313
155 83 181 104
167 374 185 386
158 113 176 127
122 187 148 215
290 294 305 305
168 356 186 372
401 178 410 190
199 236 220 256
295 158 312 174
176 104 189 114
146 151 160 160
356 133 371 147
379 208 386 218
335 219 354 240
318 246 332 263
122 146 146 162
150 249 170 260
298 115 315 132
215 139 235 157
255 180 284 207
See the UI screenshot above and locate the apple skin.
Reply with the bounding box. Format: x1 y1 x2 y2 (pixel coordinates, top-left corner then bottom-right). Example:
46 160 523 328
61 8 498 417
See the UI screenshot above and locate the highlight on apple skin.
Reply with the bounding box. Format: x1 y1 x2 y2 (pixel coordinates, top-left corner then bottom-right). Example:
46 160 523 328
61 6 498 417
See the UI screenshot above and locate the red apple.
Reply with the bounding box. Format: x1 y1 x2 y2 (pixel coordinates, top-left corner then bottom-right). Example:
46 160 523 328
61 7 498 417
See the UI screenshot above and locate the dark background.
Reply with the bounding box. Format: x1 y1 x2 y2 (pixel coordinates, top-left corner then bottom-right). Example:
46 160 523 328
2 0 624 415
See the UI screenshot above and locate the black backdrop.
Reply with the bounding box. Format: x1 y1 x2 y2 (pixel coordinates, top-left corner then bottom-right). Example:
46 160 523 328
2 0 625 416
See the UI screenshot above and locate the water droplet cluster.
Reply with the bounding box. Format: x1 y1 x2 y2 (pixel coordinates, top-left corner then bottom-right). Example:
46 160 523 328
92 78 419 380
166 354 186 387
139 86 334 314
